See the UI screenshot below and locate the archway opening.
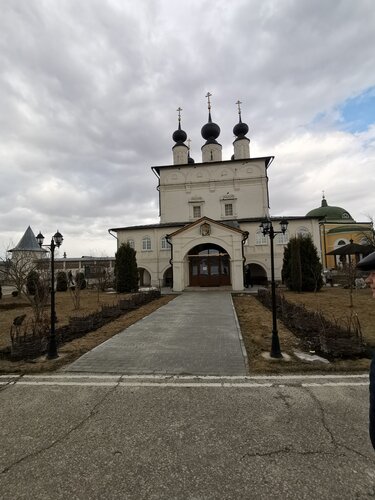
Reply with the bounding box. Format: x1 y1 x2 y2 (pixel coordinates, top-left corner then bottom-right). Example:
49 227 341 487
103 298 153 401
245 263 268 287
188 243 230 287
163 267 173 288
138 268 151 287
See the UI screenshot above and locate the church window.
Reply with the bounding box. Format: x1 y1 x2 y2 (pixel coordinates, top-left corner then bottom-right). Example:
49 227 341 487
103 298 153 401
224 204 233 216
161 236 170 250
220 195 237 219
297 226 310 237
256 231 268 245
193 206 201 218
127 239 135 249
338 240 346 246
142 236 152 251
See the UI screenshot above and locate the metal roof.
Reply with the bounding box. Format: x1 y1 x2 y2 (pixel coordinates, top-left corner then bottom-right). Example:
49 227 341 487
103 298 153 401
9 226 47 253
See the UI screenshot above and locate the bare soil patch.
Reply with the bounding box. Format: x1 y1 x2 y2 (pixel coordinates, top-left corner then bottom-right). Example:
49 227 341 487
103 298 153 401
233 287 374 374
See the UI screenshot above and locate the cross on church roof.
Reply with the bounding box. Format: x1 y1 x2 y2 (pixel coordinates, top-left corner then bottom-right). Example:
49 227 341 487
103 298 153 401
236 99 242 119
205 92 212 111
177 107 182 124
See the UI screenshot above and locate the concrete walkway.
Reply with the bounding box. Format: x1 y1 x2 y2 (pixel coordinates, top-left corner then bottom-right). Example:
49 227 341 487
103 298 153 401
64 292 248 376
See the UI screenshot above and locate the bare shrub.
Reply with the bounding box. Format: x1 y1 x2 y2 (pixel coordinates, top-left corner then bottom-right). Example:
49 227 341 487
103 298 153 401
257 289 365 358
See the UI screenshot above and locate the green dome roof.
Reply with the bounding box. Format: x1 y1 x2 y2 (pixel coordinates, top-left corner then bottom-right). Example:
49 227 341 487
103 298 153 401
306 197 355 222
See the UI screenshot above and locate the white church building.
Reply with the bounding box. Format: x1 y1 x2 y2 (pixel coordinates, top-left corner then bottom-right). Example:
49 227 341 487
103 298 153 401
109 97 320 292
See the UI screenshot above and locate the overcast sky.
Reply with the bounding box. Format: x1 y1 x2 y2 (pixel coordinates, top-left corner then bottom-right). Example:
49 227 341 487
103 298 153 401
1 0 375 258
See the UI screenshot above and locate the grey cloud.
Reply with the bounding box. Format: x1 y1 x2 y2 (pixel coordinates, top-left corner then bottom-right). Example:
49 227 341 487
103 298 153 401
1 0 375 255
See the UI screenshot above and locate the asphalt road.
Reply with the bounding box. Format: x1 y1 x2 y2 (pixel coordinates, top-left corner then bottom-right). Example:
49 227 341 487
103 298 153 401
1 373 374 500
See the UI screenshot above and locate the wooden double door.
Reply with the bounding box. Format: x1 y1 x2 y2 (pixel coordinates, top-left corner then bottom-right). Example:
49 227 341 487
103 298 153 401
188 245 231 287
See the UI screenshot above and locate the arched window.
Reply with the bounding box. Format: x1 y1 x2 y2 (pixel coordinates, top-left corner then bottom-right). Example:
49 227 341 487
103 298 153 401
142 236 152 251
334 239 348 249
127 239 135 249
161 236 170 250
256 230 268 246
297 226 310 237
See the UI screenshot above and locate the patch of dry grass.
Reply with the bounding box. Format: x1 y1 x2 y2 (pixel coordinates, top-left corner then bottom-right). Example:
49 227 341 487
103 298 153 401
0 289 130 350
2 286 373 375
233 286 374 374
0 290 175 373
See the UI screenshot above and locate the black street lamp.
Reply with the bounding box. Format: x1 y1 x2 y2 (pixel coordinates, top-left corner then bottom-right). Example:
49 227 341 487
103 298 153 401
259 218 289 358
36 230 64 359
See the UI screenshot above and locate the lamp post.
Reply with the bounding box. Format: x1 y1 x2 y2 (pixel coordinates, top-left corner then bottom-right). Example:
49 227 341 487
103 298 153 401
259 218 289 358
36 230 63 359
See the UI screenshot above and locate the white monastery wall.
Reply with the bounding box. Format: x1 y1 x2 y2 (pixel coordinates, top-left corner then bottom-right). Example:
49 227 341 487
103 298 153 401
115 216 321 290
159 160 269 223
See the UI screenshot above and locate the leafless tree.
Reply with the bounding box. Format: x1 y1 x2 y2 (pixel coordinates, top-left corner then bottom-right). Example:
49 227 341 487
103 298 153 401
0 248 39 296
25 268 51 328
359 215 375 246
0 245 51 332
68 271 82 310
94 265 113 301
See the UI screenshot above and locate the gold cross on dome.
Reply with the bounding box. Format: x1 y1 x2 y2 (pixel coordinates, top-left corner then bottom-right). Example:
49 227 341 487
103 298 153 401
205 92 212 110
236 100 242 118
177 107 182 123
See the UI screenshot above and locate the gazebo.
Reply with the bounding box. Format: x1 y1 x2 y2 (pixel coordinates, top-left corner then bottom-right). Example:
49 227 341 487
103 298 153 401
326 239 373 268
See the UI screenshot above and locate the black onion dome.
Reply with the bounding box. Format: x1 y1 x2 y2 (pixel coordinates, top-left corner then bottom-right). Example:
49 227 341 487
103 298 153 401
188 155 195 164
201 112 220 142
172 124 187 144
233 120 249 138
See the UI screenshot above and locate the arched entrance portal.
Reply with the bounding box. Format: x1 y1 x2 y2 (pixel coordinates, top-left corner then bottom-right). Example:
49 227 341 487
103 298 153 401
188 244 230 287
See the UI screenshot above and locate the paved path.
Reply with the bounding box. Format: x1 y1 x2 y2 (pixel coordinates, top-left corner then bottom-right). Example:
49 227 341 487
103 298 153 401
64 292 248 375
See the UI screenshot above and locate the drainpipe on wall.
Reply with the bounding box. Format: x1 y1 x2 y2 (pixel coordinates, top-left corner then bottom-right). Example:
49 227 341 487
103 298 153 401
241 231 249 288
108 229 118 244
321 219 328 269
166 234 173 289
152 167 161 218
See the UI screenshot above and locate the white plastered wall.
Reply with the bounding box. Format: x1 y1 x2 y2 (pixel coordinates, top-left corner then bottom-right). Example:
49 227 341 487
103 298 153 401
159 160 269 223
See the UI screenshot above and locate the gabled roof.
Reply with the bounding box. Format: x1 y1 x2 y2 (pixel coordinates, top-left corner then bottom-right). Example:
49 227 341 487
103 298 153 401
167 216 247 238
109 222 186 232
9 226 46 253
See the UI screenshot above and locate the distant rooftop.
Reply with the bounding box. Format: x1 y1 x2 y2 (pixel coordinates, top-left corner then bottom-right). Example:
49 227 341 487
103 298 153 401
9 226 47 253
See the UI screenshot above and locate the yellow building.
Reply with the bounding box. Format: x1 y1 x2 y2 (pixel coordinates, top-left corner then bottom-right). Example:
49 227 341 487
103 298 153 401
306 196 373 270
